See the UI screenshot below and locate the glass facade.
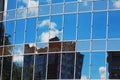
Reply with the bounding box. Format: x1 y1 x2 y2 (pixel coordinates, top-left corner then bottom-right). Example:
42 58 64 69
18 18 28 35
0 0 120 79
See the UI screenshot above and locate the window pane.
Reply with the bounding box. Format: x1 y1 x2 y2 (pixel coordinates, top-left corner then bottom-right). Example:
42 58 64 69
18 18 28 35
51 4 63 14
37 16 49 42
47 53 60 79
108 11 120 38
0 22 5 46
65 0 76 2
5 21 15 45
27 7 38 17
63 14 76 40
17 0 28 8
39 5 50 16
16 8 27 19
14 44 24 55
91 52 106 79
15 19 25 44
39 0 50 5
0 0 4 11
109 0 120 9
2 56 12 80
3 45 13 55
92 12 107 39
78 13 91 40
77 41 90 51
24 44 36 54
36 43 48 53
23 55 34 80
12 55 23 80
108 40 120 50
0 57 2 79
49 42 61 52
62 41 76 52
34 54 47 80
61 53 75 79
50 15 62 41
64 2 77 13
0 47 3 56
52 0 63 3
25 18 36 43
6 10 16 20
7 0 16 10
79 1 92 12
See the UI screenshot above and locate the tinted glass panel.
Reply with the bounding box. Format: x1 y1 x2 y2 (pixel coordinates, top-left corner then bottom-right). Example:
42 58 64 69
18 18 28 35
16 8 27 19
7 0 16 10
49 42 61 52
3 45 13 55
51 4 63 14
77 41 90 51
36 43 48 53
39 5 50 16
108 40 120 50
14 44 24 55
0 22 5 46
6 10 16 20
24 44 36 54
64 3 77 13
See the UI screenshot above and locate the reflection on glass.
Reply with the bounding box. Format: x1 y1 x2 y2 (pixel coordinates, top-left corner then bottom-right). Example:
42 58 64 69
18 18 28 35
47 53 60 79
16 8 27 18
108 40 120 50
6 10 16 20
93 0 107 10
52 0 63 3
78 13 91 40
75 52 84 79
108 11 120 38
77 41 90 51
0 22 5 46
39 5 50 16
51 4 63 14
49 42 61 52
5 21 14 45
50 15 62 41
62 41 75 52
12 55 23 80
3 45 13 55
61 53 74 79
0 0 4 11
65 0 75 2
91 52 106 79
7 0 16 10
14 44 24 55
39 0 50 5
15 19 25 44
0 57 2 79
27 7 38 17
64 14 76 40
79 1 92 12
109 0 120 9
64 3 77 13
23 55 34 80
36 43 48 53
24 44 36 54
17 0 28 8
0 47 3 56
37 16 49 42
92 40 106 51
2 56 12 80
25 18 36 43
92 12 107 39
34 54 47 80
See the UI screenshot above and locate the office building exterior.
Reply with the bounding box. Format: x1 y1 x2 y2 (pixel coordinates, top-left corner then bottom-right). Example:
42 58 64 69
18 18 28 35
0 0 120 79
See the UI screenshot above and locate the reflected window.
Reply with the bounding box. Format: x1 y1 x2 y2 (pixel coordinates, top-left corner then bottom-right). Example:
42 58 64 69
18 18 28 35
14 44 24 55
61 53 75 79
79 1 92 12
2 56 12 80
15 19 25 44
37 16 49 42
63 14 76 40
62 41 76 52
78 13 91 40
36 43 48 53
51 4 63 14
50 15 62 41
24 44 36 54
64 2 77 13
39 5 50 16
77 41 90 51
47 53 60 79
92 12 107 39
3 45 13 55
23 55 34 80
93 0 107 10
108 40 120 50
49 42 61 52
34 54 47 80
25 18 36 43
7 0 16 10
108 11 120 38
5 21 15 45
80 52 90 79
91 52 106 79
12 55 23 80
27 7 38 17
6 10 16 20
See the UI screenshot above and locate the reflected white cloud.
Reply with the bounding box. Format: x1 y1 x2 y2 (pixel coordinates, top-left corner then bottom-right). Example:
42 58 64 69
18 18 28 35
99 66 106 79
13 55 23 62
38 19 62 42
29 43 36 47
81 75 88 80
78 0 88 6
113 0 120 8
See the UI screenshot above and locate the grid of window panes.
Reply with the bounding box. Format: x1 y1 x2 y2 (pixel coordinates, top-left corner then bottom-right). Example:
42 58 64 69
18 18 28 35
0 0 120 79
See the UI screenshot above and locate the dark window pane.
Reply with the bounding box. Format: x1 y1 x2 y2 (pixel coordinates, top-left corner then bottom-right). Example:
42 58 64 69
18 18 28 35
61 53 75 79
2 56 12 80
23 55 34 80
0 57 2 79
34 54 47 80
0 47 3 56
0 0 4 11
49 42 61 52
0 22 5 46
47 53 60 79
